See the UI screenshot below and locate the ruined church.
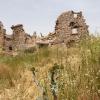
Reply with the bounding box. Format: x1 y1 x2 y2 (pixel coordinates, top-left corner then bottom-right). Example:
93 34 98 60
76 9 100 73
0 11 89 52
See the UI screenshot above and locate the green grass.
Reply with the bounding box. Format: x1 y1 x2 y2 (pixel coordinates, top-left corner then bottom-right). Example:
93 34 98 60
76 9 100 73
0 35 100 99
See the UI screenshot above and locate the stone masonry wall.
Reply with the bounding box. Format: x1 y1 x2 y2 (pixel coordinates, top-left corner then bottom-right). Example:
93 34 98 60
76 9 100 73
0 10 89 52
0 21 5 49
55 11 89 44
11 24 26 51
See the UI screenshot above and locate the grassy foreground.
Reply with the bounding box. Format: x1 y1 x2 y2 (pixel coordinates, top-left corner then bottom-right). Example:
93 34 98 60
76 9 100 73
0 35 100 100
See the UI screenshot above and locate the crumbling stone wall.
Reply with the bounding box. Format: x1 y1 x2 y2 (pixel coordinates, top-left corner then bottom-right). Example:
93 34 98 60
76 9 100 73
11 24 26 51
4 35 13 51
0 22 38 52
0 21 5 49
0 22 13 51
32 32 37 45
25 34 32 44
54 11 89 44
0 10 89 53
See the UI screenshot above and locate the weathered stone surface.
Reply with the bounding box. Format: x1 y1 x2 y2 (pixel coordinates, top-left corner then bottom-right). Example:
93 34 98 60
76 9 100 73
11 24 26 51
0 23 38 52
0 21 5 49
52 11 89 45
0 10 89 53
3 34 13 51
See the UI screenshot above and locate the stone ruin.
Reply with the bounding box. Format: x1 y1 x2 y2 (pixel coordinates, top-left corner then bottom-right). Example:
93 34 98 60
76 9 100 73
46 11 89 45
0 10 89 53
0 21 5 49
0 23 37 52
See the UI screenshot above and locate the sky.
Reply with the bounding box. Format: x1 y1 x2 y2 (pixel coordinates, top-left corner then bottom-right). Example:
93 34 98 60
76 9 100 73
0 0 100 35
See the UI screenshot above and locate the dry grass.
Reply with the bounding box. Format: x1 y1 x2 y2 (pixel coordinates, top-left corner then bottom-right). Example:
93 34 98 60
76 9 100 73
0 35 100 100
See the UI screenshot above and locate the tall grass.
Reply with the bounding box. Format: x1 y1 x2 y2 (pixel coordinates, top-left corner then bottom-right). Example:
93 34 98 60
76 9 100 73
0 35 100 100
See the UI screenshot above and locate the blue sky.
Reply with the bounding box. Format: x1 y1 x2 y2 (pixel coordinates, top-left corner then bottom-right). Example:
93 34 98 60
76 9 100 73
0 0 100 35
